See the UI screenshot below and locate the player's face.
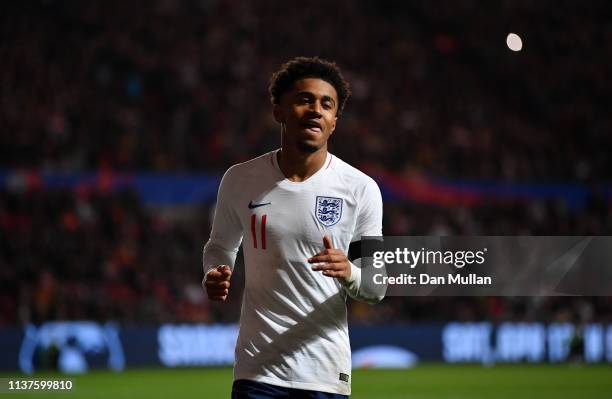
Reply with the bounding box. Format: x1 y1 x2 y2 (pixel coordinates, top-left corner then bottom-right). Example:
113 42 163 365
274 78 338 153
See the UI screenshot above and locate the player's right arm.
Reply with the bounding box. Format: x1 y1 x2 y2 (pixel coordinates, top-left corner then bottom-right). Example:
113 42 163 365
204 265 232 301
202 167 244 301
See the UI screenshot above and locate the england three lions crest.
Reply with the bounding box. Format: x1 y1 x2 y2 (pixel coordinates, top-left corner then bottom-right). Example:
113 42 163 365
316 196 343 227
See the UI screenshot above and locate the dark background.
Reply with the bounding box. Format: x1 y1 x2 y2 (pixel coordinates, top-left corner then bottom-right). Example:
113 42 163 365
1 0 611 327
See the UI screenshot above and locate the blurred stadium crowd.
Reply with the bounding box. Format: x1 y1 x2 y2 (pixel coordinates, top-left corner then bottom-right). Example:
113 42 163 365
2 184 611 326
1 0 611 326
3 1 610 179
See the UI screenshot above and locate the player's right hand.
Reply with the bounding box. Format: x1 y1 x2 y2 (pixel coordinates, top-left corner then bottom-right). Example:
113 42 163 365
203 265 232 301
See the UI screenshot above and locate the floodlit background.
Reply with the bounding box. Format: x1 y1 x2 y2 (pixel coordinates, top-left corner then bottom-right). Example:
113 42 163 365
1 1 611 397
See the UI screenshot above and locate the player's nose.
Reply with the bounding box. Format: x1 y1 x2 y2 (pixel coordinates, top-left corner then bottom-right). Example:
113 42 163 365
306 101 323 116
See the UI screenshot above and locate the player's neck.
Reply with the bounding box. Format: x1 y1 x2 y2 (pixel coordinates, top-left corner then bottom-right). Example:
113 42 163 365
277 145 328 182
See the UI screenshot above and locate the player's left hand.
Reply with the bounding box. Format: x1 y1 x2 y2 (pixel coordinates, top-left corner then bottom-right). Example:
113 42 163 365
308 236 351 281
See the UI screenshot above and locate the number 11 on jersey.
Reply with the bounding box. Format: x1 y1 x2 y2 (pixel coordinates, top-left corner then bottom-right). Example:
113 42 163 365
250 214 267 249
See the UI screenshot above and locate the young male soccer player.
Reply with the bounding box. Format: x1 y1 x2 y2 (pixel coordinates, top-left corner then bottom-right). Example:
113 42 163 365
202 56 384 398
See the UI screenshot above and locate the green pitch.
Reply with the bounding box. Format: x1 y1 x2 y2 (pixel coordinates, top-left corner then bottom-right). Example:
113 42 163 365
4 364 611 399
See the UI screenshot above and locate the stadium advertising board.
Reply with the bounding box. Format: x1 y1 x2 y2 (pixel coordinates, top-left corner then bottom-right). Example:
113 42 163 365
1 322 610 372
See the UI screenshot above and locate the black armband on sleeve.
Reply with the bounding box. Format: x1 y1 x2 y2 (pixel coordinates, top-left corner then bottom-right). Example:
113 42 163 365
348 238 384 262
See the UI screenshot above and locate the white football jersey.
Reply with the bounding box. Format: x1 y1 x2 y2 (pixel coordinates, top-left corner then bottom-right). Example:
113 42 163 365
202 149 383 395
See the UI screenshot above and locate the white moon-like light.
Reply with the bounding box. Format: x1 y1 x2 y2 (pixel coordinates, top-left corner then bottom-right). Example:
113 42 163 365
506 33 523 52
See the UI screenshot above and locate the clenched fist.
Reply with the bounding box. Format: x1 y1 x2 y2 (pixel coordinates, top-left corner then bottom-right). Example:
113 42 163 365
203 265 232 301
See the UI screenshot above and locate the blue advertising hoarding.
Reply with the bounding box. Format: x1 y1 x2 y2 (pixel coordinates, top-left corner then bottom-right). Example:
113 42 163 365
1 322 610 372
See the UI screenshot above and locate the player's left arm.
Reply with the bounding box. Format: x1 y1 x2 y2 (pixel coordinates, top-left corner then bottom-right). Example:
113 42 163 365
309 177 384 304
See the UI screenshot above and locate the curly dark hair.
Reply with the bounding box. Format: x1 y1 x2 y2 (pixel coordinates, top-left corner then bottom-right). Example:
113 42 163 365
269 56 351 116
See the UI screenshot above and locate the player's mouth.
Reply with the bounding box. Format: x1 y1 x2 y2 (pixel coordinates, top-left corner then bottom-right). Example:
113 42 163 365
300 120 323 134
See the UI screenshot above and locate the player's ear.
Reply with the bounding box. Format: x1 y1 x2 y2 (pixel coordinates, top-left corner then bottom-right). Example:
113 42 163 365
273 104 284 124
